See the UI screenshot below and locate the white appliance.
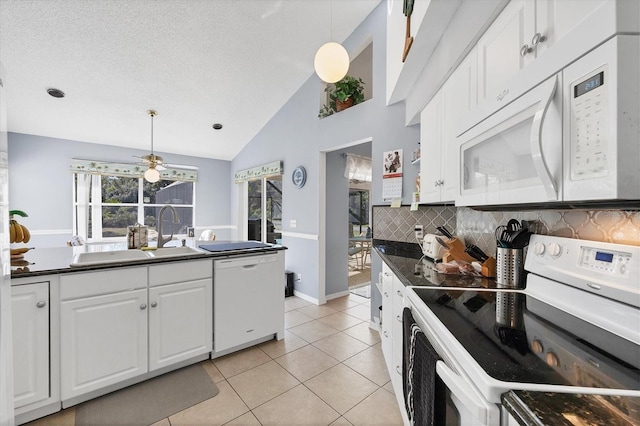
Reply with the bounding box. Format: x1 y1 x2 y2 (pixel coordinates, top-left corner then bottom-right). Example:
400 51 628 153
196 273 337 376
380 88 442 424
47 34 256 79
422 233 446 261
404 235 640 425
457 35 640 206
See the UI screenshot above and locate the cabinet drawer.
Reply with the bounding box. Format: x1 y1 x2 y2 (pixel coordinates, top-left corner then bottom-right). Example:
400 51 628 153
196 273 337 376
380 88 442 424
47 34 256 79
149 259 212 287
60 267 147 300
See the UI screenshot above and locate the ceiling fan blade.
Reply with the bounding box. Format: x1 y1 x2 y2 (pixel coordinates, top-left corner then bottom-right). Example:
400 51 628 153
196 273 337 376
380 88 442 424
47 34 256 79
156 164 166 171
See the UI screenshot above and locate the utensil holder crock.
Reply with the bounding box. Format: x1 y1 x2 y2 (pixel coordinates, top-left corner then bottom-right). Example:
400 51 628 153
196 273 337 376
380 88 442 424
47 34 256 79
496 247 526 289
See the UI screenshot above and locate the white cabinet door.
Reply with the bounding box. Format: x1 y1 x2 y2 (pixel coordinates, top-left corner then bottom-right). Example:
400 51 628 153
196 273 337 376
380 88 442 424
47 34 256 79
477 0 536 102
12 283 49 408
535 0 608 58
381 264 394 370
419 90 443 203
61 289 148 400
148 279 212 371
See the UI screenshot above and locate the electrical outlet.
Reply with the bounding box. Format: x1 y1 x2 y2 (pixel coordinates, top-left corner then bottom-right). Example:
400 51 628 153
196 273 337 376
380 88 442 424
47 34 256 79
414 224 424 239
296 274 302 282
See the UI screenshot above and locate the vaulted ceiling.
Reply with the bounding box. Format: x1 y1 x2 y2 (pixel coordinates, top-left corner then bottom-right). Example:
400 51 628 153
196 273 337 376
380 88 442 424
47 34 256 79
0 0 381 160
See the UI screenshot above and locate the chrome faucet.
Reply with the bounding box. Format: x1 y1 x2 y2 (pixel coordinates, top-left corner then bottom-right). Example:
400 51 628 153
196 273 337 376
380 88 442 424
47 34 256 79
157 205 179 248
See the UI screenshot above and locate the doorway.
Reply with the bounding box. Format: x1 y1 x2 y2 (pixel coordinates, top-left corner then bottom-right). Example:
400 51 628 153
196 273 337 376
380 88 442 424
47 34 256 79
348 185 371 292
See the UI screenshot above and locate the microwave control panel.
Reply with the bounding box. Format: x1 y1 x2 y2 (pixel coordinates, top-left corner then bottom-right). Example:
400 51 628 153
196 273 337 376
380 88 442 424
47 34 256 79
570 65 609 180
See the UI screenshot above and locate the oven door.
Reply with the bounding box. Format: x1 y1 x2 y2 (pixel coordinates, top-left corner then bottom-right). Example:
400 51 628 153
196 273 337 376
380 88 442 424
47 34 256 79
457 73 562 207
405 296 501 425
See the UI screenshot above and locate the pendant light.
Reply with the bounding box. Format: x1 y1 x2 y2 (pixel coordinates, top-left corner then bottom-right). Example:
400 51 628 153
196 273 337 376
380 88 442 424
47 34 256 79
142 110 162 183
314 0 349 83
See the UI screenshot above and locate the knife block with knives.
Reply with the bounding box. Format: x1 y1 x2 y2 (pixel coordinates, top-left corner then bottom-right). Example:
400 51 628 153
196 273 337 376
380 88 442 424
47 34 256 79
440 237 497 278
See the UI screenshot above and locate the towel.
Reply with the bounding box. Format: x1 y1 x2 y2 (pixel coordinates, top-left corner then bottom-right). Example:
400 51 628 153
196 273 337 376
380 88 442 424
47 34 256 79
403 307 446 426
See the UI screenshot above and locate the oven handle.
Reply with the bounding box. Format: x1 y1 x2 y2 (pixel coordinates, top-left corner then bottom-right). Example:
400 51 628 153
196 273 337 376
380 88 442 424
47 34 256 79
530 75 558 200
436 361 489 424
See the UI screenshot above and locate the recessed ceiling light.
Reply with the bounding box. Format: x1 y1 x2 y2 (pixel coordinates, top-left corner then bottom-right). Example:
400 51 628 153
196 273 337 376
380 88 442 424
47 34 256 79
212 123 223 130
46 88 65 98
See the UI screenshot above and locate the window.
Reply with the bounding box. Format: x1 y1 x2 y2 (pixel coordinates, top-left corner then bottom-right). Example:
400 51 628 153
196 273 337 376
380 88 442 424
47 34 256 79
247 175 282 243
73 174 195 241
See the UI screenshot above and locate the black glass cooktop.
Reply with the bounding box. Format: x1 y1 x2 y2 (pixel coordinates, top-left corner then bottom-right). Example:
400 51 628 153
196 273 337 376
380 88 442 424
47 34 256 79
410 287 640 393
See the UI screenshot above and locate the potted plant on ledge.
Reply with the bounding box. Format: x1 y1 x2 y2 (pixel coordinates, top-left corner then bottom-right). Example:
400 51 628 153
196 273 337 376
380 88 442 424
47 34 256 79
318 75 366 118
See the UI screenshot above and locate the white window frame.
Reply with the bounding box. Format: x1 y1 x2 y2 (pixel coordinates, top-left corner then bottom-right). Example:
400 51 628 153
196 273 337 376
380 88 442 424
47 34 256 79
73 173 196 242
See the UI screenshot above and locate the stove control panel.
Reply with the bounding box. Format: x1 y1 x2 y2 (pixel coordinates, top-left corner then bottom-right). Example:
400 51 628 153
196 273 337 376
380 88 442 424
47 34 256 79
525 235 639 307
578 245 631 276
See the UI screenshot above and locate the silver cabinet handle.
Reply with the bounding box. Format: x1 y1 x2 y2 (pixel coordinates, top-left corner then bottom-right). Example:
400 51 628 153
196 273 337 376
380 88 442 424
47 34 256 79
150 302 158 308
140 304 147 310
396 290 402 297
531 32 545 46
396 315 402 322
383 330 389 338
384 292 389 298
36 301 46 308
396 365 402 376
520 45 532 57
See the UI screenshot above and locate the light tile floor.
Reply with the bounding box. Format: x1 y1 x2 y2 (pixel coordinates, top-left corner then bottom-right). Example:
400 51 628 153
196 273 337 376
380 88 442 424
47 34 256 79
26 294 403 426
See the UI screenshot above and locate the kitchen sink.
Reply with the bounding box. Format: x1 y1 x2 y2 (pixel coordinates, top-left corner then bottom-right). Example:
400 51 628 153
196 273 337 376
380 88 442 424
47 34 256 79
70 249 150 267
145 246 204 258
70 246 205 267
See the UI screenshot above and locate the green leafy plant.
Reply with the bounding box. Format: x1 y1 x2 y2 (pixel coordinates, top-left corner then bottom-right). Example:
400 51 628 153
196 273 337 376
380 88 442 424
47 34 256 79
318 75 366 118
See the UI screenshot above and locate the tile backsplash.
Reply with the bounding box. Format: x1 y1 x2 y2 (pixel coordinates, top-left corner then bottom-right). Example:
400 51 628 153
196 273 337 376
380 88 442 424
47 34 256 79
373 205 640 255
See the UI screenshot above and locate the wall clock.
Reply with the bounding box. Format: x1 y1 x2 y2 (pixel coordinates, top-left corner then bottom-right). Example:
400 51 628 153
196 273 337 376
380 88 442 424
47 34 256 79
292 166 307 188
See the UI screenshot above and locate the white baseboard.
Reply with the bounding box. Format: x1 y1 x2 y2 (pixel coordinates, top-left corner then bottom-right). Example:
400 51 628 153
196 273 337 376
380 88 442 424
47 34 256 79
292 290 321 305
326 290 350 300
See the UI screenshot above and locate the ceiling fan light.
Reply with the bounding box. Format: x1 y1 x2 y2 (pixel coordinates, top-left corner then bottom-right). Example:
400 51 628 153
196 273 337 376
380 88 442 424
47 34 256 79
144 166 160 183
314 42 349 83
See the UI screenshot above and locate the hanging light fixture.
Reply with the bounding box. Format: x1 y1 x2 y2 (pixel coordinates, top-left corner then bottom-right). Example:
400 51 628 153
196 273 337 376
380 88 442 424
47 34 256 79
142 110 162 183
314 0 349 83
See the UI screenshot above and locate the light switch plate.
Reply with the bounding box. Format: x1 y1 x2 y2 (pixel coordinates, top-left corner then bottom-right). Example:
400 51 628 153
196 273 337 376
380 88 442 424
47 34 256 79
290 219 297 228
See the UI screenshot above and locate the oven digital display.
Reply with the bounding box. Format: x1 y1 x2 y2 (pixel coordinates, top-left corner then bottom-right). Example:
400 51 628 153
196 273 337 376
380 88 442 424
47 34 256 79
595 251 614 263
574 72 604 98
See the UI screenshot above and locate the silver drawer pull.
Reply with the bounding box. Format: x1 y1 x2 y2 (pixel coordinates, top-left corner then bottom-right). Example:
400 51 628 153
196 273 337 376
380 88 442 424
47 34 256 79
150 302 158 308
384 292 389 298
36 301 46 308
140 304 147 310
396 365 402 375
520 44 532 57
396 290 402 297
531 32 545 46
396 315 402 322
383 330 389 338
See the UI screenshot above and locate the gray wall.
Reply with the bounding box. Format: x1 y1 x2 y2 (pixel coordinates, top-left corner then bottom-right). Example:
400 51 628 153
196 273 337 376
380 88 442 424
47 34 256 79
8 132 231 247
231 2 420 303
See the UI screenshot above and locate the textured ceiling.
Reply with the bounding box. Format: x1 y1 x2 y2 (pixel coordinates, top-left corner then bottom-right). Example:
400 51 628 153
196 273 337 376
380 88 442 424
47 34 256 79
0 0 380 161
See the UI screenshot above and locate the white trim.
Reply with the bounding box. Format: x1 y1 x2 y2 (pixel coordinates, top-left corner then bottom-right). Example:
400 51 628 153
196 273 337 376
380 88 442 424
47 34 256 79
29 229 73 235
326 290 350 300
197 225 237 230
280 231 319 240
368 319 380 333
318 152 327 305
292 290 320 305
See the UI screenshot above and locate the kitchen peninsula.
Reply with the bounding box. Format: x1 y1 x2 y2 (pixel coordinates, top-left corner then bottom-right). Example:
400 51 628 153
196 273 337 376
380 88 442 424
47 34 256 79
10 243 286 425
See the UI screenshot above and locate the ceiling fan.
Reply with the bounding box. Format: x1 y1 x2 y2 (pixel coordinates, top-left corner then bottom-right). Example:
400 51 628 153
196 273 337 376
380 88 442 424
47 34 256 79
137 109 164 182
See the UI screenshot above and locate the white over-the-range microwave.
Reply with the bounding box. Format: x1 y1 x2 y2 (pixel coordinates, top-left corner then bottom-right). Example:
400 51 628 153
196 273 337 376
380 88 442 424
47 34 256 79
457 35 639 207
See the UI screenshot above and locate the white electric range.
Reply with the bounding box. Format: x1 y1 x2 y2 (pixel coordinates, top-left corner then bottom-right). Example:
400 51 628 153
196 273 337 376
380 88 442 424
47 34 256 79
405 235 640 425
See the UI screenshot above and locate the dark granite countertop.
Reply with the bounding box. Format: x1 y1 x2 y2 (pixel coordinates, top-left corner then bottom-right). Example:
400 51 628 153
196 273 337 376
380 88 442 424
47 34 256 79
10 243 287 279
373 239 499 289
502 390 640 426
374 239 640 426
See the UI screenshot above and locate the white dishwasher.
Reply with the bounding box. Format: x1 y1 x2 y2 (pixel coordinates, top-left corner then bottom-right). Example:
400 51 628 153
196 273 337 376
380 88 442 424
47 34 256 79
213 252 284 356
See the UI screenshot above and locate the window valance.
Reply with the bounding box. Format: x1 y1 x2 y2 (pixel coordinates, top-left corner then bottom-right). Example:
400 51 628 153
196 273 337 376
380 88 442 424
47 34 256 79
234 160 283 183
70 159 198 182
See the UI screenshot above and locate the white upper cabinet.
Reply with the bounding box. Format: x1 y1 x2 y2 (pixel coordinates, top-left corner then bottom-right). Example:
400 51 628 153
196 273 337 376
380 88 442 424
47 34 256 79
478 0 608 103
420 48 477 204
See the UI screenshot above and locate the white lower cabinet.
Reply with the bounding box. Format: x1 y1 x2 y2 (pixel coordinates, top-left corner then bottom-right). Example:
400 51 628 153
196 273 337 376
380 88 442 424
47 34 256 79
12 282 50 408
379 262 409 423
60 288 148 400
148 278 212 370
60 261 213 402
